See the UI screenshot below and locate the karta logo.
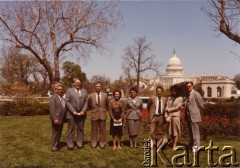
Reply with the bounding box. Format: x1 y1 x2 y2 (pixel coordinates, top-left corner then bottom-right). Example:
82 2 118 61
142 139 239 167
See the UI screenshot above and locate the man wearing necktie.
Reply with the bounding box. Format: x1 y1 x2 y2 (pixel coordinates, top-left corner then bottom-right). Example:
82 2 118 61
65 78 88 149
88 82 109 149
49 83 66 151
148 86 167 148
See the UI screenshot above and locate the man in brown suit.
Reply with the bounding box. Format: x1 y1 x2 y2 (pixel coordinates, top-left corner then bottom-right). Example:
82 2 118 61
148 85 167 148
88 82 109 148
49 83 66 151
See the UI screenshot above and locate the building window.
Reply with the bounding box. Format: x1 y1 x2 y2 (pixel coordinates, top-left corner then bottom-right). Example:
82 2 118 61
217 87 222 97
207 87 212 97
231 87 237 94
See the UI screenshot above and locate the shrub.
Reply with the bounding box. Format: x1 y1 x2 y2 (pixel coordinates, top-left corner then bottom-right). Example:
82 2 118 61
0 101 49 116
141 108 150 131
201 115 240 136
203 103 240 119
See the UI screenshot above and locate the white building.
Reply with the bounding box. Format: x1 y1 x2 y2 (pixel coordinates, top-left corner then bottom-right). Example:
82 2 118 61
149 50 239 99
200 75 239 98
151 50 198 89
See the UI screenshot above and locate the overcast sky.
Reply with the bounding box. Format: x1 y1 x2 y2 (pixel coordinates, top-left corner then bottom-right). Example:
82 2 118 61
79 1 240 81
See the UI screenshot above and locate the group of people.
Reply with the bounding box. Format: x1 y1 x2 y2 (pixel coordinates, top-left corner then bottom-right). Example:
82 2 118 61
148 82 204 152
49 78 204 153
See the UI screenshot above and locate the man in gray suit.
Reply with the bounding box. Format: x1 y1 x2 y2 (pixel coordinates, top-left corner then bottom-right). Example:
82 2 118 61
88 82 109 149
148 85 167 148
65 78 88 149
49 83 66 151
185 82 204 152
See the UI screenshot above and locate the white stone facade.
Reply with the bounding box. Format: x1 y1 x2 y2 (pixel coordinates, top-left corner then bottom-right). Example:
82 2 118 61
148 50 239 99
200 75 239 98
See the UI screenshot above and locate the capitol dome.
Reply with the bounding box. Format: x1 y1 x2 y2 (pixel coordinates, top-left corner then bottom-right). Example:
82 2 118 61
166 50 184 76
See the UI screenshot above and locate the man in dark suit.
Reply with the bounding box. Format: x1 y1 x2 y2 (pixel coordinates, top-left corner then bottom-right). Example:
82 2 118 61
65 78 88 149
185 82 204 153
49 83 66 151
88 82 109 149
148 85 167 148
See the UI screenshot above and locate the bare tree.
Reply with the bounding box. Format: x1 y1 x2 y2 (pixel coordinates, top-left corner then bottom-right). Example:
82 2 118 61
0 1 121 85
202 0 240 44
90 74 111 92
121 36 161 91
0 47 39 85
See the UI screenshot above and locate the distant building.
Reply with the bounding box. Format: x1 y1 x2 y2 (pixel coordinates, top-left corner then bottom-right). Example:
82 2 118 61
200 75 239 98
148 50 239 99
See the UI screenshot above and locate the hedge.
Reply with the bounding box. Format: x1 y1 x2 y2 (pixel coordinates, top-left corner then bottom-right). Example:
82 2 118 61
0 101 49 116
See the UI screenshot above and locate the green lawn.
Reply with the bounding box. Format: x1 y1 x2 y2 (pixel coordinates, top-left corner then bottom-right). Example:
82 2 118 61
0 115 239 168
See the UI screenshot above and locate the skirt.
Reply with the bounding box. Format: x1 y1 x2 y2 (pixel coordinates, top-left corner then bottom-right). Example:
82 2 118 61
126 119 141 136
110 111 123 136
168 116 181 137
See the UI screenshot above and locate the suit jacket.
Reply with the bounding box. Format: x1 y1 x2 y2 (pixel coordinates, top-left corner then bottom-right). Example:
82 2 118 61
165 96 183 118
187 90 204 122
65 87 88 119
49 93 66 124
148 96 167 122
88 92 109 121
125 97 143 120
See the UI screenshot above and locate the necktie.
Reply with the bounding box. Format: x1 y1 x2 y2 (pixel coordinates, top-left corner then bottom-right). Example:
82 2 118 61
97 93 100 107
77 89 81 97
60 97 65 108
158 96 161 115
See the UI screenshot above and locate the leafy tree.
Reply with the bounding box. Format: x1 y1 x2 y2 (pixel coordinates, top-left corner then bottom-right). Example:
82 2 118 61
0 1 122 85
122 36 161 92
174 81 204 98
233 73 240 89
61 61 87 87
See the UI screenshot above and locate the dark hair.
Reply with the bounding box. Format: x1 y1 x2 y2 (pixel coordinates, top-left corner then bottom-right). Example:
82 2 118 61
130 87 138 93
94 81 102 86
170 85 181 97
186 81 193 86
113 90 122 99
156 85 164 92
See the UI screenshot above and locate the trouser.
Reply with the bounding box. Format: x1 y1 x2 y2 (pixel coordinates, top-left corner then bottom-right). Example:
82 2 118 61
149 115 164 140
67 117 85 147
186 114 201 147
51 123 63 148
91 119 106 148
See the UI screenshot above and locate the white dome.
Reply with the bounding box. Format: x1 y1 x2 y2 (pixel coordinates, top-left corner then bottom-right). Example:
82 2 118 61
166 50 184 76
168 52 182 66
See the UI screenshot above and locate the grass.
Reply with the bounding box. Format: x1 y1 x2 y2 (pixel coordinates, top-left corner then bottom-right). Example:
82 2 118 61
0 115 239 168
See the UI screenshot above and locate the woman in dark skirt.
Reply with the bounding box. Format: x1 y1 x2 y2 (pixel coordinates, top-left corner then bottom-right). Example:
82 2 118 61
109 90 125 149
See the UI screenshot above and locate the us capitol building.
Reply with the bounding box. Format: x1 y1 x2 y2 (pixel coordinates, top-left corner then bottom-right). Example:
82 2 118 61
149 50 240 99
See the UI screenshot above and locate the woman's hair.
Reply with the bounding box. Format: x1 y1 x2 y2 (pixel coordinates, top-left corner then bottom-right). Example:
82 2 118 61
170 85 181 97
113 90 122 99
